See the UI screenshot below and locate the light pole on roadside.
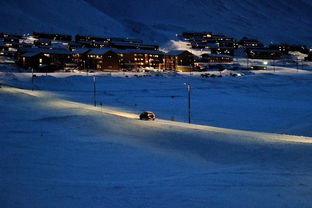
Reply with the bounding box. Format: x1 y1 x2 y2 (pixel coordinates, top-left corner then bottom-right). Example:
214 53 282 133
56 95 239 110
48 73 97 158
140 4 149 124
273 59 276 72
93 75 96 106
184 82 191 124
31 68 34 91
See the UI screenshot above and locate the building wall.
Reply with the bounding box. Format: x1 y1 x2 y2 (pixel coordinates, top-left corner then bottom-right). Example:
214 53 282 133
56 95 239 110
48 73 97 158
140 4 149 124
87 51 120 70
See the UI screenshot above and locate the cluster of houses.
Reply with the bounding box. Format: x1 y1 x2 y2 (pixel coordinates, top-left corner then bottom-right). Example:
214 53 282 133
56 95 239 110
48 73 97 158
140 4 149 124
0 32 196 72
0 31 311 72
181 32 311 68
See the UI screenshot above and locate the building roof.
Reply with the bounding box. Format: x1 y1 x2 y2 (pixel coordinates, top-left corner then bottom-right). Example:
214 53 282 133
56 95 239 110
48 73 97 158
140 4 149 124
71 48 90 54
202 53 233 58
21 52 41 57
20 47 72 55
109 41 158 48
35 38 51 43
0 50 18 54
249 48 280 53
166 50 191 56
88 48 113 55
114 49 164 55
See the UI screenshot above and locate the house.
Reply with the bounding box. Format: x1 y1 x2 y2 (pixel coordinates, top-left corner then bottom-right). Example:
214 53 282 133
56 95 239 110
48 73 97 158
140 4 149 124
304 52 312 61
288 45 309 54
246 48 282 59
3 36 20 44
238 37 263 48
68 41 83 50
182 32 213 40
34 39 52 47
165 50 195 71
18 48 73 71
87 49 120 70
19 51 49 70
201 53 233 63
116 49 164 70
269 44 290 55
210 47 235 56
33 32 72 41
76 40 108 48
0 33 23 39
217 39 237 48
71 48 91 69
0 50 18 58
0 40 7 51
75 34 110 43
108 41 159 51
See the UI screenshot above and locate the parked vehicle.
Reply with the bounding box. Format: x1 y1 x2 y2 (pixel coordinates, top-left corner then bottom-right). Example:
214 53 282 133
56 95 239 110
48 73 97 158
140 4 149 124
139 111 156 120
250 65 267 70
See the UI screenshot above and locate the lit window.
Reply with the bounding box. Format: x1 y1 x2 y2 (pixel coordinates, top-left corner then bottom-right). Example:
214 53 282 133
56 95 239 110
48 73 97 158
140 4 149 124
39 58 43 63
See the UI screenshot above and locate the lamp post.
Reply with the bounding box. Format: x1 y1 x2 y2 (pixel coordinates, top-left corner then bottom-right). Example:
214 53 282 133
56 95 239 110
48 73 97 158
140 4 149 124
184 83 191 124
246 57 249 69
31 68 34 91
273 59 276 72
93 75 96 106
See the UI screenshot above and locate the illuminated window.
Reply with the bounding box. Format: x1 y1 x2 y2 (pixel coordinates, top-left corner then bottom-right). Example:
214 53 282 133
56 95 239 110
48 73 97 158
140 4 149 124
39 58 43 63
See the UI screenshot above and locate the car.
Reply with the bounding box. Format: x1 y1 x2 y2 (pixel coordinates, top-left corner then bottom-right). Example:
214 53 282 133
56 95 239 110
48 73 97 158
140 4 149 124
250 65 267 70
139 111 156 120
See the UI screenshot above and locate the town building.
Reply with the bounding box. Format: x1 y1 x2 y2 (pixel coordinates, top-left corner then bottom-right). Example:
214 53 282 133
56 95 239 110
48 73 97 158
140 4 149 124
238 37 263 48
87 49 119 70
246 48 282 59
116 49 164 70
201 53 233 63
165 50 194 71
33 32 72 41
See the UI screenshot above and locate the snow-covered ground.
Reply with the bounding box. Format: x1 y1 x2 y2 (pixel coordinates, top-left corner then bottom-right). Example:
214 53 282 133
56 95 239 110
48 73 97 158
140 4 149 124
1 65 312 207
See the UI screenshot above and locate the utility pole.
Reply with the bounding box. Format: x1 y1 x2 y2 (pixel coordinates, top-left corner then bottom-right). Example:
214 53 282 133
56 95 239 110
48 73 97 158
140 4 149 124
273 59 276 72
188 83 191 124
247 57 249 69
93 75 96 106
31 68 34 91
184 83 191 124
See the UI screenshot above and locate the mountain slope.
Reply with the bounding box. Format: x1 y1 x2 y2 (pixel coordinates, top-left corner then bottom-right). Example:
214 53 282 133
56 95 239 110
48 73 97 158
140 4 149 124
86 0 312 45
0 0 126 36
1 0 312 46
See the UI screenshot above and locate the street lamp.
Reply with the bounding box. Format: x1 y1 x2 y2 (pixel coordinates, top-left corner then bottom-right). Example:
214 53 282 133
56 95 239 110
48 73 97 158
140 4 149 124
184 82 191 124
93 75 96 106
31 68 34 91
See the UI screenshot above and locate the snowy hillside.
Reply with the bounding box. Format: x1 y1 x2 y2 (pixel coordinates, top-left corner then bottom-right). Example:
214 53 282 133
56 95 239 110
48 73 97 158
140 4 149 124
1 0 312 46
1 69 312 207
0 0 126 36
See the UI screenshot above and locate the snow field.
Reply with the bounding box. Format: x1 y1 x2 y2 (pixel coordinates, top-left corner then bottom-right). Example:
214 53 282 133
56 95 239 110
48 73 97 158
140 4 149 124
1 67 312 207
